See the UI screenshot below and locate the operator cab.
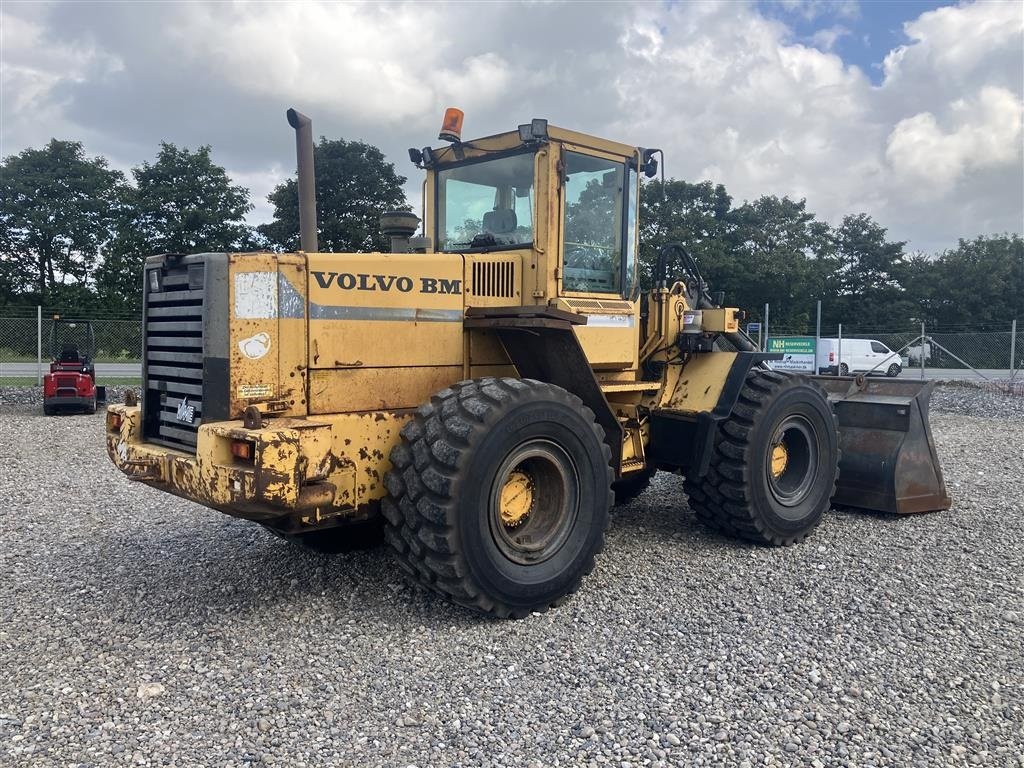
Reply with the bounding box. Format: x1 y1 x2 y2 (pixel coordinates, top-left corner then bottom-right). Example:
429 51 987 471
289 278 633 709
413 113 652 305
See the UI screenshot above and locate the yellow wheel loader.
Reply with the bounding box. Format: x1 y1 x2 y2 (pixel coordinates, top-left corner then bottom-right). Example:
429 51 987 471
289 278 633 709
106 108 950 618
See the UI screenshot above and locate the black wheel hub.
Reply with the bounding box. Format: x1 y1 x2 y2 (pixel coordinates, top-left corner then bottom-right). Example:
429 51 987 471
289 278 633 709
488 439 580 565
766 415 818 516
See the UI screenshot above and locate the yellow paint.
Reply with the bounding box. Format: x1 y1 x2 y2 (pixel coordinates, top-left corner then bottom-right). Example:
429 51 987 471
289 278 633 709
229 253 309 418
106 119 761 536
660 352 738 414
107 402 412 522
771 443 789 479
701 308 741 333
309 366 462 413
499 470 534 527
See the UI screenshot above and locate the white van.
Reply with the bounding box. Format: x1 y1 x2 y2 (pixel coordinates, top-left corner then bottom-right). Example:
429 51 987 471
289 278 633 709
817 338 903 377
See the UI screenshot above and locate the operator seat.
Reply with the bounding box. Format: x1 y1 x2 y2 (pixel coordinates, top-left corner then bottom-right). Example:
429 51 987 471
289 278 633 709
57 343 93 377
482 208 517 237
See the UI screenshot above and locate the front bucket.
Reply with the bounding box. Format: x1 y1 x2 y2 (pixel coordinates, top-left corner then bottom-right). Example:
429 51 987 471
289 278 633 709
813 376 952 514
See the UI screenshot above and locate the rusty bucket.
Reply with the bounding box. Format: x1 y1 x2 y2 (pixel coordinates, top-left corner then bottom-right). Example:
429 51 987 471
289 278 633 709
813 376 952 515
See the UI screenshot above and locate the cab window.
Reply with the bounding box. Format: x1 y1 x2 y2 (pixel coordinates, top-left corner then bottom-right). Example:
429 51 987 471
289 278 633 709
624 167 639 298
436 152 535 252
562 151 625 294
870 342 889 353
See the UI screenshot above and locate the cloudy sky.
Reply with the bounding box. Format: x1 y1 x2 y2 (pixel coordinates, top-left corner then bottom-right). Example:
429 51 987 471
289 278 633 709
2 0 1021 253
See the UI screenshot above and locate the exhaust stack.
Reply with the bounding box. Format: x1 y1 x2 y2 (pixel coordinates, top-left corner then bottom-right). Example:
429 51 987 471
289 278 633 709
286 108 318 253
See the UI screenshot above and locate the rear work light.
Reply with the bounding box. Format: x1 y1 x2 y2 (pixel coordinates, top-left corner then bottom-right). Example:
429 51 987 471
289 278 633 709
231 440 255 462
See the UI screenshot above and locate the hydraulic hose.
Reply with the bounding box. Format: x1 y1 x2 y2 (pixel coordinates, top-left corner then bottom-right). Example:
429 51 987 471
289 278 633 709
658 242 760 352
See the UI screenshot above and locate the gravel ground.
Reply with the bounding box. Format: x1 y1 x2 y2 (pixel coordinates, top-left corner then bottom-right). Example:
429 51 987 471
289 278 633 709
1 385 1021 767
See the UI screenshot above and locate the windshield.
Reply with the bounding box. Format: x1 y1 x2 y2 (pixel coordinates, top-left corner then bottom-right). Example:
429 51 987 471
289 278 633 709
437 152 535 252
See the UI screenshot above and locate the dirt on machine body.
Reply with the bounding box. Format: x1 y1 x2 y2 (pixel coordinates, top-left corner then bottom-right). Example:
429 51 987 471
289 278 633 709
106 108 950 617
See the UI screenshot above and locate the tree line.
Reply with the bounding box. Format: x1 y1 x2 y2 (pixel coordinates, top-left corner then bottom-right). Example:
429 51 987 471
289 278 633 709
640 182 1022 332
0 138 407 316
1 138 1020 331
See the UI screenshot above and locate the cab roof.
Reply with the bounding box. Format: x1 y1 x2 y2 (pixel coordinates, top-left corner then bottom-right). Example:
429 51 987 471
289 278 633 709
429 124 640 166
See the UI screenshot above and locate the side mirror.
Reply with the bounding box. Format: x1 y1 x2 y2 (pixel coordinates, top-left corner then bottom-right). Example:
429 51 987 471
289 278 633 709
641 148 661 179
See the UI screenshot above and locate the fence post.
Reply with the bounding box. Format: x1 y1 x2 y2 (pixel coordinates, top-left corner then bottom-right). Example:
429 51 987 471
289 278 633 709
815 300 821 372
920 322 925 380
37 306 42 386
763 303 770 351
1011 319 1017 380
838 323 842 375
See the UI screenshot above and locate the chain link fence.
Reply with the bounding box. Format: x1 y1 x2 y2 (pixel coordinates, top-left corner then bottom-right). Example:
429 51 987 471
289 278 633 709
767 321 1021 382
2 309 1020 386
0 312 142 384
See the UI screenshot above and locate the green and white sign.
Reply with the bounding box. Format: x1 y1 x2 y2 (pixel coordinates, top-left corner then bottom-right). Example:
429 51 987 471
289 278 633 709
766 337 816 372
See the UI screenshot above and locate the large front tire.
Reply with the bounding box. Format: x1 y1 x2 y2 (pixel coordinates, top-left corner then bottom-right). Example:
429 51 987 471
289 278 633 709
684 369 839 546
382 378 613 618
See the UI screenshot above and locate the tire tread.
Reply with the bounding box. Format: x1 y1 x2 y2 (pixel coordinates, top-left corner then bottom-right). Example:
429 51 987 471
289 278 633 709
382 377 613 618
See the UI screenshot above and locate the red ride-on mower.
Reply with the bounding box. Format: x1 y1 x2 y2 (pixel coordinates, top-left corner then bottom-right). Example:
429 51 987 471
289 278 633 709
42 318 107 415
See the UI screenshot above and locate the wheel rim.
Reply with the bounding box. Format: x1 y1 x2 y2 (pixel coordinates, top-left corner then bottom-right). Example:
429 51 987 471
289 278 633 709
488 439 580 565
765 415 818 515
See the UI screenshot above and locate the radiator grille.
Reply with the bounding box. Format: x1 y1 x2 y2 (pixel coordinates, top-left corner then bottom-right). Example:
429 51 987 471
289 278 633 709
562 298 633 312
472 259 516 298
143 259 205 452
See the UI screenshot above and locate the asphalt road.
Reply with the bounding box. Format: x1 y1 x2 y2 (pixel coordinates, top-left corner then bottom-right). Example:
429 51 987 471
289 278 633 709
0 362 143 378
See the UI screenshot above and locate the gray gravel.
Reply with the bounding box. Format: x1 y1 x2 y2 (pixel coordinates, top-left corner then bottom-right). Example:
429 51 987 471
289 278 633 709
1 387 1022 766
0 385 138 409
930 383 1024 421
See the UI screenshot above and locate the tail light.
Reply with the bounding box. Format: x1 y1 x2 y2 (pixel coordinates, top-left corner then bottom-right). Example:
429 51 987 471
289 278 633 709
231 440 256 462
829 351 835 362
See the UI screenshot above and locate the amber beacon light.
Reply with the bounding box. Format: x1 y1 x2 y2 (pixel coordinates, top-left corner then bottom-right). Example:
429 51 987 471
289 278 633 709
438 107 464 143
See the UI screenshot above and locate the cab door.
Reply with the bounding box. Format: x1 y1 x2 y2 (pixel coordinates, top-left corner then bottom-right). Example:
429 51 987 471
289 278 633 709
554 144 641 370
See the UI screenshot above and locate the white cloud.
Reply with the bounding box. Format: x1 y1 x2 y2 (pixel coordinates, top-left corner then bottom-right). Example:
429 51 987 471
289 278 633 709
611 0 1021 250
0 8 122 156
886 86 1023 197
1 0 1020 253
778 0 860 22
809 24 851 51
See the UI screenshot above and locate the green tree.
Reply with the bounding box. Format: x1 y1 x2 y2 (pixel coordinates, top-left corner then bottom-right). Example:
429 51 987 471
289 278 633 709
830 213 912 328
96 143 254 313
724 195 835 329
639 179 734 289
259 138 409 252
639 183 836 329
907 234 1024 328
0 140 125 308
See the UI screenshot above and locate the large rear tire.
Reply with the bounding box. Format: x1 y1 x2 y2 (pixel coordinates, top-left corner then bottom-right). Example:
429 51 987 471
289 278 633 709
684 369 839 546
382 377 613 618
